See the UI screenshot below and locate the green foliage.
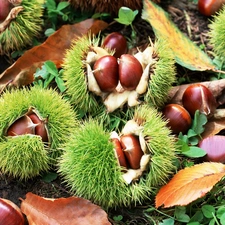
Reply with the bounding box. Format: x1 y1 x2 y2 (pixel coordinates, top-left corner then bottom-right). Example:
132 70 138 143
34 60 66 93
114 7 138 42
177 110 208 158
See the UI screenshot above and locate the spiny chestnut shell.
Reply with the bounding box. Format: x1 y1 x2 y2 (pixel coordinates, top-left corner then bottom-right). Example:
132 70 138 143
162 104 192 134
182 83 217 117
198 0 225 16
199 135 225 162
93 55 119 92
102 32 128 58
0 198 25 225
0 0 11 21
119 54 143 91
120 134 144 169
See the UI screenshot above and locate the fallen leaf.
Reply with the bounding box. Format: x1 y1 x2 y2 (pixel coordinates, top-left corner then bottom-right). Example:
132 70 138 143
20 192 111 225
0 19 108 91
142 0 216 71
155 162 225 208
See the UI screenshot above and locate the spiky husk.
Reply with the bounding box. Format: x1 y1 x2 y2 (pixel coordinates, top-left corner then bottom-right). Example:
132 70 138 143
144 38 176 108
0 86 78 179
0 0 44 55
209 5 225 59
62 34 101 115
58 105 177 209
62 34 176 124
0 135 49 179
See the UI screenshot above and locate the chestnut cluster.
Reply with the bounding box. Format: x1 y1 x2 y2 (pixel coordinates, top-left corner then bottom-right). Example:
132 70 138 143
112 134 144 170
86 32 155 112
6 109 49 143
162 83 217 134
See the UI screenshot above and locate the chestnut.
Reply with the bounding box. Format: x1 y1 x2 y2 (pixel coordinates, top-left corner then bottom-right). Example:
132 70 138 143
198 0 225 16
182 83 217 117
198 135 225 162
93 55 119 92
119 54 143 91
111 138 128 169
120 134 144 169
102 32 128 58
162 104 192 134
0 0 11 21
0 198 25 225
28 113 48 142
7 115 36 136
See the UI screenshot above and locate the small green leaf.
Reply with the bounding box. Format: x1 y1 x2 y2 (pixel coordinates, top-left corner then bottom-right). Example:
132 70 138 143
113 215 123 222
44 74 55 88
56 1 70 11
175 206 190 223
159 218 175 225
45 28 55 37
191 110 207 136
190 211 204 223
41 172 58 183
34 66 49 80
55 77 66 93
44 61 58 77
217 207 225 219
201 205 215 219
182 146 206 158
220 213 225 225
115 7 138 26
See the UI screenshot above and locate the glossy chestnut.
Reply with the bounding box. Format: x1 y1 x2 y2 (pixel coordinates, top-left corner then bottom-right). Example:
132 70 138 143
119 54 143 91
198 0 225 16
29 113 48 142
120 134 143 169
162 104 192 134
182 83 217 117
93 55 119 92
7 115 36 136
111 138 129 169
0 0 11 21
0 198 25 225
102 32 128 58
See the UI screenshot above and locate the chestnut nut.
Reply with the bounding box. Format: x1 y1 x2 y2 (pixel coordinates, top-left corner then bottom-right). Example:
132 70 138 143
182 83 217 117
162 104 192 134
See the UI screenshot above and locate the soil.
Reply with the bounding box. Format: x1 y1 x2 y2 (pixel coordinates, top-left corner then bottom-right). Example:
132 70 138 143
0 0 214 224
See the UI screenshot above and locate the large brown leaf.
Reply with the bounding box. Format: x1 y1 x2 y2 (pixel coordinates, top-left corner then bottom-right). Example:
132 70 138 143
0 19 108 91
20 192 111 225
155 162 225 208
142 0 216 71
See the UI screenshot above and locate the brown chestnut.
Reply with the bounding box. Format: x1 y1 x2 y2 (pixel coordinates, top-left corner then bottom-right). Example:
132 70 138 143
0 0 11 21
93 55 119 92
111 138 128 169
120 134 143 169
119 54 143 91
182 83 217 117
28 113 48 142
198 135 225 162
162 104 192 134
0 198 25 225
102 32 128 58
7 115 36 136
198 0 225 16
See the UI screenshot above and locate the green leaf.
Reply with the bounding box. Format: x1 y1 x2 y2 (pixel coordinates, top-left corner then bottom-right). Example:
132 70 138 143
41 172 58 183
44 61 58 77
220 213 225 225
175 206 190 223
182 146 206 158
56 1 70 11
34 66 49 80
159 218 175 225
191 110 207 136
44 28 55 37
115 7 138 26
201 205 215 219
55 77 66 93
190 211 204 223
217 207 225 219
44 74 55 88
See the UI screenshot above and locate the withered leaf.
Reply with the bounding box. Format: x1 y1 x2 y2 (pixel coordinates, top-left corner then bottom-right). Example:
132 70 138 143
20 192 111 225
